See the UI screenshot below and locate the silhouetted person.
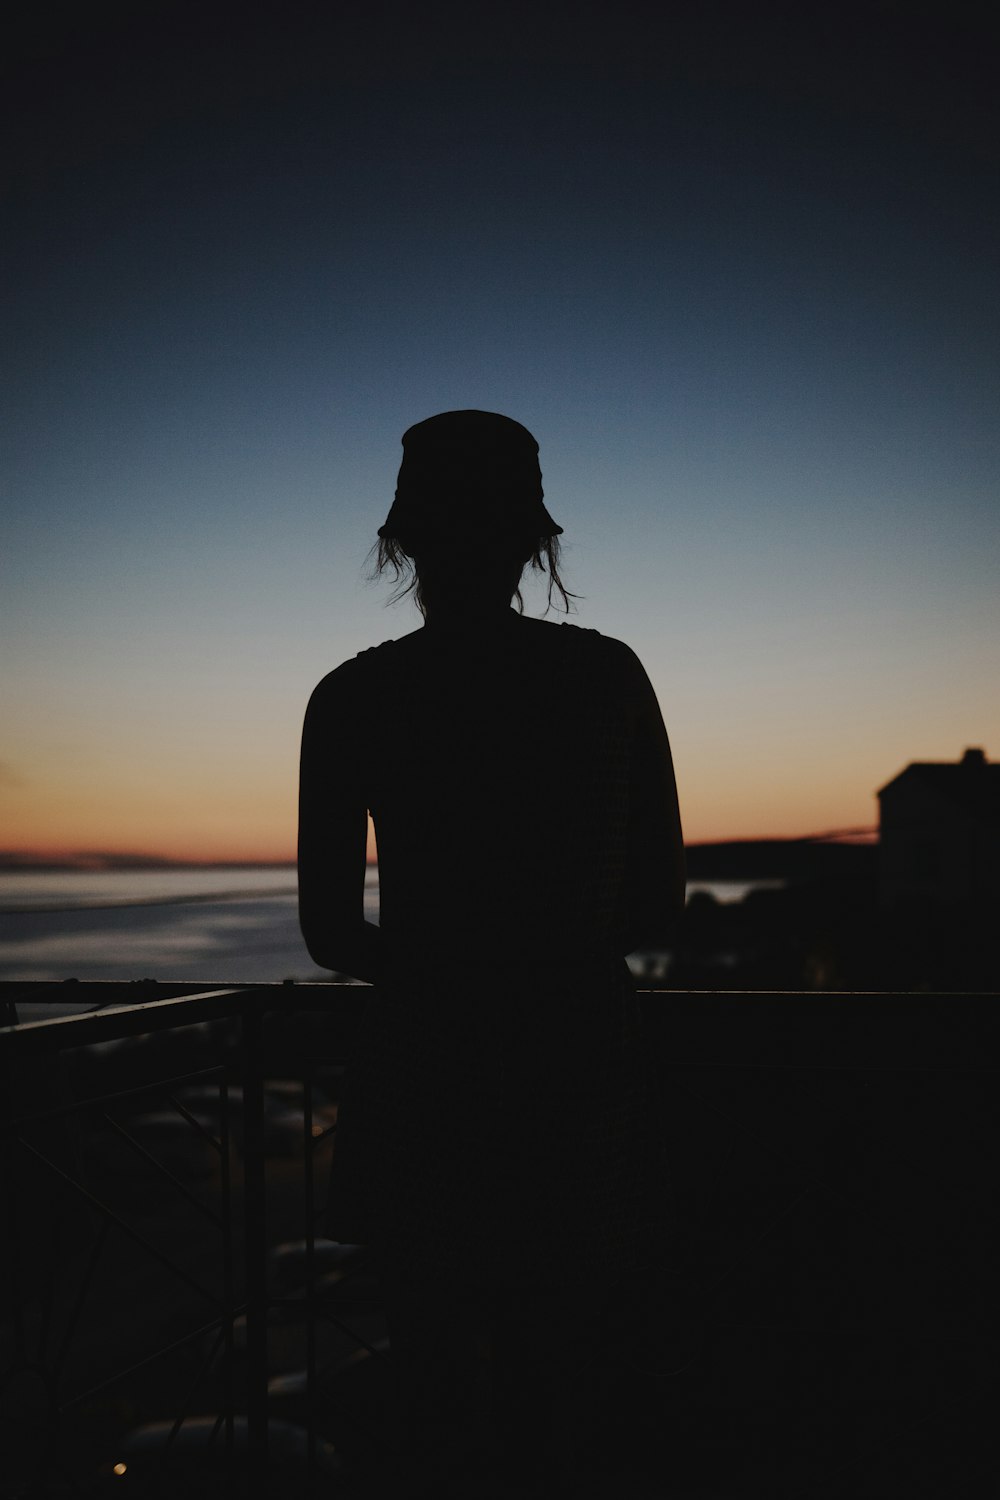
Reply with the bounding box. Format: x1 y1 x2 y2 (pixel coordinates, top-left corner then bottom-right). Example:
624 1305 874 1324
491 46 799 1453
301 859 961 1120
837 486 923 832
298 411 684 1497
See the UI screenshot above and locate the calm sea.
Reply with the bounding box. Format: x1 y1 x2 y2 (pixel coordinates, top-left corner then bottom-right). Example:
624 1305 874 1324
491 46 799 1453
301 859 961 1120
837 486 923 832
0 867 778 989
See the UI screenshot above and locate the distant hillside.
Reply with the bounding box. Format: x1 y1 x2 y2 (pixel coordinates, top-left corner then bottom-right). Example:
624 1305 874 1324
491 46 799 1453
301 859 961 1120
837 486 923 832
685 838 876 882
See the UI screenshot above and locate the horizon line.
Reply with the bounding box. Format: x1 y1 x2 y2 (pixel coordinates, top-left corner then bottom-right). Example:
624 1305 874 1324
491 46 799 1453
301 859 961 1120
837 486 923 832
0 828 879 873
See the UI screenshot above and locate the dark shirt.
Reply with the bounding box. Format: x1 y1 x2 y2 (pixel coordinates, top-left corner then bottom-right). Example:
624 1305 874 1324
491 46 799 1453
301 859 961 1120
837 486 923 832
299 612 683 982
298 611 684 1286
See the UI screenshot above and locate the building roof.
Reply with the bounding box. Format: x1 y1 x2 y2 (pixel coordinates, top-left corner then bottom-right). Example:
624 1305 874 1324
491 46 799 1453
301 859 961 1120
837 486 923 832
878 748 1000 816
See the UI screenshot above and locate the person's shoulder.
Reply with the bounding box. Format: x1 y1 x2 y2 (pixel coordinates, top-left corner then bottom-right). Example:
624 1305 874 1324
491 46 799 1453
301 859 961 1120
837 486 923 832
555 620 647 672
306 638 406 705
517 615 606 644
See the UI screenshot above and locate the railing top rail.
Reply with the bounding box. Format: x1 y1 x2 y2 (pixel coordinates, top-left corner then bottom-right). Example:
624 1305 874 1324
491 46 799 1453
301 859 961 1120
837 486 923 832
0 987 248 1050
4 981 997 1003
1 981 997 1065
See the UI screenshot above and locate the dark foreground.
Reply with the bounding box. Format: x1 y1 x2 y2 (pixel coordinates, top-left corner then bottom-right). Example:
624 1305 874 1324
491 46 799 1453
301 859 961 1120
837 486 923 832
2 982 997 1497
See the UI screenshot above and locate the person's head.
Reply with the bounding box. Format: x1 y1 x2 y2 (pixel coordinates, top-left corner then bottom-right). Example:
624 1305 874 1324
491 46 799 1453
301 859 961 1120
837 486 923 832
371 410 573 616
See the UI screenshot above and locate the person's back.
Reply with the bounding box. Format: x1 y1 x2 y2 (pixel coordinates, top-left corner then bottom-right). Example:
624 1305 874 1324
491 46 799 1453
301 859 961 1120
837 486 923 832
317 610 680 979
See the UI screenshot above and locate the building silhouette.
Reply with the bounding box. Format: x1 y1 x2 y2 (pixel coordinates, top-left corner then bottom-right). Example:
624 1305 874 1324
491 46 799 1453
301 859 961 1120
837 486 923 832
878 747 999 909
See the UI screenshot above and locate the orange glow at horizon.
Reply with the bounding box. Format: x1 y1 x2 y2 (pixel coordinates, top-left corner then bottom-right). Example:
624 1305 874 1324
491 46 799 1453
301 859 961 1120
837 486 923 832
2 688 984 868
3 773 884 867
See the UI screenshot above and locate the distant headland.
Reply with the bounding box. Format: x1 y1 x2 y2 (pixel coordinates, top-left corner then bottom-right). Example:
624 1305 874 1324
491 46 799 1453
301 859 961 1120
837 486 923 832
685 832 876 882
0 852 299 873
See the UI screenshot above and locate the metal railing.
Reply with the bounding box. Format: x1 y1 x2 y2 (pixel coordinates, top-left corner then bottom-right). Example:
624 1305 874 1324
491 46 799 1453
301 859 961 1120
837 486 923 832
2 982 998 1496
1 982 369 1497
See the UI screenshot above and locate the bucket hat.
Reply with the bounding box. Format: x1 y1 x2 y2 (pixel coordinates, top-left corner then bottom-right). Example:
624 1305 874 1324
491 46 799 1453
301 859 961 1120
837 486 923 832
378 410 562 543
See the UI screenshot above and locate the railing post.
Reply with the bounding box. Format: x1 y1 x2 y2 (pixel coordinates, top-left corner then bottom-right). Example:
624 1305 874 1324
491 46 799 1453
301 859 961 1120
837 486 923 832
303 1070 317 1476
241 991 269 1488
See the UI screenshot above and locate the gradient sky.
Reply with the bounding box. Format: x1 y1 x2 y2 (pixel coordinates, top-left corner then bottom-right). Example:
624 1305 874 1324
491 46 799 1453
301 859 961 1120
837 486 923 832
3 3 998 862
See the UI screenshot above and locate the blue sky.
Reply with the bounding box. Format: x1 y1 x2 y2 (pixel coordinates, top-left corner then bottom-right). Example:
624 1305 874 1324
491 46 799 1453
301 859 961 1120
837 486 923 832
3 3 997 858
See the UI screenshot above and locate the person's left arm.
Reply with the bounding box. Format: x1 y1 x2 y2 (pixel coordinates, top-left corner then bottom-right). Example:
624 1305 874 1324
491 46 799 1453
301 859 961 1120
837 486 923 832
617 643 686 954
297 663 381 983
